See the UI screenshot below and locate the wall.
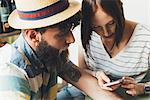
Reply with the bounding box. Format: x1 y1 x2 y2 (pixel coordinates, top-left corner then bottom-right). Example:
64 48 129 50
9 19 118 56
123 0 150 25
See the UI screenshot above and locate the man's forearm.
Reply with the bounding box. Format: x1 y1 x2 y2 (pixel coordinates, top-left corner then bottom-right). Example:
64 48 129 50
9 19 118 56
58 61 123 100
74 69 123 100
84 68 97 77
58 61 81 82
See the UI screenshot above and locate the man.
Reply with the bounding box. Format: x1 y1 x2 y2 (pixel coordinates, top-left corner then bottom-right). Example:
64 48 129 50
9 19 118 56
0 0 123 100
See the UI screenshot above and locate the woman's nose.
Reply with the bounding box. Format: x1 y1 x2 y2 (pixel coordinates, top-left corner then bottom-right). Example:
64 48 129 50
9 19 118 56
102 26 109 36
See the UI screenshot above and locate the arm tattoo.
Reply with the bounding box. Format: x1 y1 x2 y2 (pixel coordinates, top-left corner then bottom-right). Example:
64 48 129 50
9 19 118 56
58 61 81 82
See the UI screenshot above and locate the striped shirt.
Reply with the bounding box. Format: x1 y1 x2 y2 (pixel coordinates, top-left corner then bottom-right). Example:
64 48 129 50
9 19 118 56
84 24 150 82
0 34 57 100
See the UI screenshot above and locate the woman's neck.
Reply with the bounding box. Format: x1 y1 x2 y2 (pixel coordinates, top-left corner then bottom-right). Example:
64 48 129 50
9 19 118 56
101 20 137 58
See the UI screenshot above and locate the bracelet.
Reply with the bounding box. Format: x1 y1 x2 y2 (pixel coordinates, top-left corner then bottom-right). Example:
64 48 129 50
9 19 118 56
144 84 150 94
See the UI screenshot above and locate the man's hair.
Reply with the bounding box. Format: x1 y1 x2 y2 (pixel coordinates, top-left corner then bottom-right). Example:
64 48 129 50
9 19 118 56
81 0 125 53
35 11 81 34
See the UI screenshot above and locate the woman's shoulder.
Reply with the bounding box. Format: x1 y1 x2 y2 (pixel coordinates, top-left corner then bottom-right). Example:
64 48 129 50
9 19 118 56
127 20 150 33
132 23 150 43
135 23 150 33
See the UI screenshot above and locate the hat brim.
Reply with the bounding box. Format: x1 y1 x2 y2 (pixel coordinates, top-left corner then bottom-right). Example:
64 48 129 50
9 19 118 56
8 0 81 29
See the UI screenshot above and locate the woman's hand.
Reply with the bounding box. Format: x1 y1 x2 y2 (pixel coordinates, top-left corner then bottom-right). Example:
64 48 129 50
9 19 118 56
95 71 120 91
121 76 145 96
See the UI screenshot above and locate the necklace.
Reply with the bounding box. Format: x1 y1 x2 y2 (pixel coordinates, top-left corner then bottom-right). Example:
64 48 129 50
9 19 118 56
109 41 116 53
103 41 116 54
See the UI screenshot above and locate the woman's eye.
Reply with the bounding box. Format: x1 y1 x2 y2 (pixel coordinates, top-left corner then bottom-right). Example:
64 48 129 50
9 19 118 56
93 25 102 29
107 20 115 26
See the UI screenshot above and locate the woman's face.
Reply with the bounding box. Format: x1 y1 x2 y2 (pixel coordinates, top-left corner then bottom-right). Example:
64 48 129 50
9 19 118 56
92 6 116 39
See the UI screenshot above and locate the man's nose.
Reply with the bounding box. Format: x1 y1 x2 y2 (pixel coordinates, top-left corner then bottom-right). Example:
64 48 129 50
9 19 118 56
66 31 75 44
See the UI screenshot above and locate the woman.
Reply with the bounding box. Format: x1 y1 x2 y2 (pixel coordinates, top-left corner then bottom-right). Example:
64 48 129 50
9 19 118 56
79 0 150 99
57 0 150 99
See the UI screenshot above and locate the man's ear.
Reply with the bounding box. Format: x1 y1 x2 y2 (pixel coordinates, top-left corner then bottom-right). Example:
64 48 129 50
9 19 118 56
24 29 42 46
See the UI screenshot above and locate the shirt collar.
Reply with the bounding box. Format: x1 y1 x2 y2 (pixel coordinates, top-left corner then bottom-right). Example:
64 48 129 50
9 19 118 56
12 33 44 69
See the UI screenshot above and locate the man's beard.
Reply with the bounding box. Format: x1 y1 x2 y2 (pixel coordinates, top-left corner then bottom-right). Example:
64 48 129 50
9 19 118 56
35 39 68 72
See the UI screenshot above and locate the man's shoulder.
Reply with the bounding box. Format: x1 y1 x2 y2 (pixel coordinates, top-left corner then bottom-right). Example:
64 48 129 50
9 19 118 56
0 44 24 66
0 44 13 63
0 44 28 79
0 44 12 51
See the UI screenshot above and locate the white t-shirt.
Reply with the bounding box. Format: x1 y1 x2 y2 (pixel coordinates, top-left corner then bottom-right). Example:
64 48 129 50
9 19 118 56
84 24 150 82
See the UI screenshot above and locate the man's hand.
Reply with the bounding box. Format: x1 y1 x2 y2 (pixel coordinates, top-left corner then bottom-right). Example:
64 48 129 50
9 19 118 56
121 76 145 96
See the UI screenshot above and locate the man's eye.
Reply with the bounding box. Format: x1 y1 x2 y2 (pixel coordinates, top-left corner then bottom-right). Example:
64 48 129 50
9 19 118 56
57 33 66 38
56 31 69 40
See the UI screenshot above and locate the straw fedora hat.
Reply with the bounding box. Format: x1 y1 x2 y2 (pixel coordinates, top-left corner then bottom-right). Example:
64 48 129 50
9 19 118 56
8 0 81 29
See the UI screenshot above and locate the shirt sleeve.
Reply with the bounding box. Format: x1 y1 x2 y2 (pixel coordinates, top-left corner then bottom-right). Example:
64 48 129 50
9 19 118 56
0 63 30 100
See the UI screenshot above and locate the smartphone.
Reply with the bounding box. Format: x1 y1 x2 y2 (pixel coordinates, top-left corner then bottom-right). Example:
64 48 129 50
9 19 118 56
102 79 122 87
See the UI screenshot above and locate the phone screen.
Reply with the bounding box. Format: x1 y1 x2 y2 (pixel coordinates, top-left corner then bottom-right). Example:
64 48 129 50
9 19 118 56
103 79 122 87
